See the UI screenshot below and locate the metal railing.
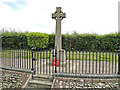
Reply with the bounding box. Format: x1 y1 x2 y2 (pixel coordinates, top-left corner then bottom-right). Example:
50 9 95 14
0 66 34 73
55 49 119 75
1 46 120 75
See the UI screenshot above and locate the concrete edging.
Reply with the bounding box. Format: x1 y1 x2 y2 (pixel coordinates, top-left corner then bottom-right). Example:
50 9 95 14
51 78 56 88
22 74 32 88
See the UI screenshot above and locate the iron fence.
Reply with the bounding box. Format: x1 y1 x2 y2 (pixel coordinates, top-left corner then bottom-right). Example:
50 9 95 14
55 49 119 75
1 46 120 75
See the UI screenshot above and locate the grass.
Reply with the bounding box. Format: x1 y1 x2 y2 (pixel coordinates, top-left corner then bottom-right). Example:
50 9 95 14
1 50 118 62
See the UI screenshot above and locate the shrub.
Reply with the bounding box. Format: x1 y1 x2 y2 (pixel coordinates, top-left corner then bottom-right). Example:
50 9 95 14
27 32 49 49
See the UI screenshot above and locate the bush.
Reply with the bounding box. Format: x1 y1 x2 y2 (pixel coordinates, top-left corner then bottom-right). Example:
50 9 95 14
27 32 49 49
48 34 55 50
2 31 28 49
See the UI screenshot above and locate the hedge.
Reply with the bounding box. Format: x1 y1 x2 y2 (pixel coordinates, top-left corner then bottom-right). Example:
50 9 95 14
27 32 49 49
2 31 28 49
48 34 55 50
2 31 120 52
62 33 120 52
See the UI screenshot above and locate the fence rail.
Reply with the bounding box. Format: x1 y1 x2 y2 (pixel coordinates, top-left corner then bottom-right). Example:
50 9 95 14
1 47 120 75
0 66 34 73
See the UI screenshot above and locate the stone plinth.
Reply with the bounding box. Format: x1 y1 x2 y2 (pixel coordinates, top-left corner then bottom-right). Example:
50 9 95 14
50 49 66 67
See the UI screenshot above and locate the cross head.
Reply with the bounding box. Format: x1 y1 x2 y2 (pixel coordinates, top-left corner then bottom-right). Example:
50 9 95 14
52 7 66 20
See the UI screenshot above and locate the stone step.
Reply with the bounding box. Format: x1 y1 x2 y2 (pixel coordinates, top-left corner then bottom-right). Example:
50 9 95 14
29 80 52 86
33 74 53 81
28 84 51 88
34 74 52 79
34 78 53 82
27 74 54 88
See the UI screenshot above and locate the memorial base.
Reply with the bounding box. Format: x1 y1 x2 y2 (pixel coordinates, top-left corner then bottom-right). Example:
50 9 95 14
59 62 66 67
50 49 66 67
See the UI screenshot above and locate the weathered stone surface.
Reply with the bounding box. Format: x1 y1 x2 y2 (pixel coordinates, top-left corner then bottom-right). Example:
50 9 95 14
51 7 66 66
52 7 66 50
28 74 53 88
50 49 66 67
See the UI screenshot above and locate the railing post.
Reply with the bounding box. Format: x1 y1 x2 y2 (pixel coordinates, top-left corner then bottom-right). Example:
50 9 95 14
31 46 34 71
31 45 35 79
55 46 57 73
118 46 120 74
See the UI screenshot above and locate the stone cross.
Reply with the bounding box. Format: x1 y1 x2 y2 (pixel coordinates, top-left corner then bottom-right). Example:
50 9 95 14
52 7 66 50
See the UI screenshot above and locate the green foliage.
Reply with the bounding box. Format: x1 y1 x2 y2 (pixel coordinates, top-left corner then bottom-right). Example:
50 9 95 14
62 32 119 52
2 30 119 52
27 32 49 49
62 33 72 51
48 34 55 50
2 31 28 49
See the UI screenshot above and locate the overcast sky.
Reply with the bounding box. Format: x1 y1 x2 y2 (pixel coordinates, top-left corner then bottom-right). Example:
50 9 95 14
0 0 119 34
